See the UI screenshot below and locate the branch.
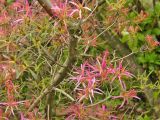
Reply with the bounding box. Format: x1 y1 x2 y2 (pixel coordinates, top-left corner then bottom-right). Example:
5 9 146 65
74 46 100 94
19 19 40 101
27 29 79 112
27 0 81 116
153 0 156 7
41 46 65 68
133 0 145 12
98 0 106 6
26 5 81 110
37 0 54 18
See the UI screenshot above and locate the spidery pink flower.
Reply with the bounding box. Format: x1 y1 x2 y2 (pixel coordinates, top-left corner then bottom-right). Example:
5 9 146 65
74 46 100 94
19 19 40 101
111 60 133 89
65 104 86 120
112 89 140 108
95 105 118 120
71 49 134 103
69 0 91 19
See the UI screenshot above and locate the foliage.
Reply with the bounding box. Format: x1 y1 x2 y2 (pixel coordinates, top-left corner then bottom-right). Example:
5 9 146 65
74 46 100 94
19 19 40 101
0 0 160 120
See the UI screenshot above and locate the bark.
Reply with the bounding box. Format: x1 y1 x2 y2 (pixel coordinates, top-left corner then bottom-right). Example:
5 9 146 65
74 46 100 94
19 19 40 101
27 27 79 113
37 0 54 18
27 0 81 118
133 0 145 12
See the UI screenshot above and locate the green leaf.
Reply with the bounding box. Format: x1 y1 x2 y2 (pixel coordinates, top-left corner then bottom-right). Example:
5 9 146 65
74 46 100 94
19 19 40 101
136 33 145 41
29 69 38 80
137 116 144 120
155 61 160 65
138 55 146 63
53 87 75 101
141 18 153 26
7 0 14 4
152 28 160 35
144 115 151 120
121 35 130 43
154 2 160 15
128 12 137 19
137 115 151 120
145 53 157 63
153 91 160 99
128 38 138 52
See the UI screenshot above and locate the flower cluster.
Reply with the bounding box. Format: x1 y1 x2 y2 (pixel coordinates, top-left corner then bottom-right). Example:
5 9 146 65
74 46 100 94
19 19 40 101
51 0 91 19
0 63 26 117
65 104 117 120
71 49 135 103
65 104 87 120
0 63 42 120
0 0 31 36
112 89 140 108
67 49 140 119
146 35 160 50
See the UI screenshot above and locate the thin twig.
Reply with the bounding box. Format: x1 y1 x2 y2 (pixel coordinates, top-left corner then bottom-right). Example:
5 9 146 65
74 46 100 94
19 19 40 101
37 0 55 18
84 15 119 54
41 46 66 68
52 87 75 101
27 24 80 113
111 52 137 63
85 96 111 108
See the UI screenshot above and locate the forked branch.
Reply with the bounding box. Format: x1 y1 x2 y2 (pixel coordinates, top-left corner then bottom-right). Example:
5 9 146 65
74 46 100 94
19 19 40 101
27 0 80 112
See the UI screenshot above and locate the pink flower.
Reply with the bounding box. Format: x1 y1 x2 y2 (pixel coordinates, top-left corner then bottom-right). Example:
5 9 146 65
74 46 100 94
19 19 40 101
0 11 10 24
95 105 118 120
101 49 109 69
0 0 5 4
9 1 22 11
112 89 140 108
0 100 27 116
0 29 5 36
146 35 160 49
51 0 77 19
111 61 133 89
71 61 103 102
69 0 91 19
65 104 86 120
71 49 134 103
72 61 88 83
51 0 91 19
10 0 31 16
0 101 26 107
94 49 114 80
25 0 32 16
77 77 103 103
20 112 26 120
